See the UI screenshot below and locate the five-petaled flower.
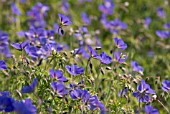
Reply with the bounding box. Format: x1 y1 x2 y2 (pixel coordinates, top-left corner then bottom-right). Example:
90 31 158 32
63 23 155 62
65 64 84 76
131 61 144 73
49 69 67 82
114 38 127 50
144 105 159 114
51 82 68 97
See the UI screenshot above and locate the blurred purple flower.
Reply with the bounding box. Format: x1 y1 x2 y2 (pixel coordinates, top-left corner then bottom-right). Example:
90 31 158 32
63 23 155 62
100 14 110 29
131 61 144 73
133 80 155 102
11 3 21 16
114 38 127 50
87 46 98 58
58 14 72 26
144 17 151 29
11 41 28 51
98 0 114 15
156 30 170 39
65 64 84 76
163 22 170 29
97 52 112 65
54 23 64 36
61 0 70 13
81 12 91 25
13 99 37 114
145 105 159 114
0 91 15 112
21 78 38 94
0 60 7 70
51 82 68 97
49 69 67 82
114 51 127 63
20 0 27 3
25 44 39 59
162 80 170 93
118 88 128 97
157 7 166 18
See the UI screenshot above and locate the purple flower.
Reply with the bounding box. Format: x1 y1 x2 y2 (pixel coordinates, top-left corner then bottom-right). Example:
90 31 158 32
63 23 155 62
54 23 64 36
0 91 15 112
144 17 151 29
114 51 127 63
70 89 90 102
114 38 127 50
20 0 27 3
164 22 170 29
51 82 68 97
88 96 105 113
61 0 70 13
162 80 170 93
131 61 144 73
87 46 98 58
118 88 128 97
58 14 72 26
11 3 21 16
13 99 37 114
65 64 84 76
156 30 170 39
49 69 67 82
98 0 114 15
11 41 28 51
21 78 38 94
97 52 112 65
81 12 91 25
0 31 11 57
145 105 159 114
133 80 155 103
157 7 166 18
0 60 7 70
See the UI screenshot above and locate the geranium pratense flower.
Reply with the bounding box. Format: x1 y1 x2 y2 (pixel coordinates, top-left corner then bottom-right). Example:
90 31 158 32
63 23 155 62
58 14 72 26
51 82 68 97
98 0 114 15
157 7 166 18
144 105 159 114
61 0 70 13
164 22 170 29
156 30 170 39
88 96 105 114
144 17 151 29
0 91 15 112
133 80 155 103
162 80 170 93
49 69 67 82
118 88 128 97
81 12 91 25
11 41 28 51
0 31 11 57
114 38 127 50
21 78 38 94
65 64 84 76
97 52 112 65
0 60 7 70
13 99 37 114
87 46 98 58
11 3 21 16
114 51 127 64
131 61 144 73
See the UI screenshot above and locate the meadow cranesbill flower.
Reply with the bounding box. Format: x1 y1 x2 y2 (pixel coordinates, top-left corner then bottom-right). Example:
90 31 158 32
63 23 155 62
0 31 11 57
114 38 127 50
164 22 170 29
61 0 70 13
144 17 151 29
131 61 144 73
11 3 21 16
58 14 72 26
156 30 170 39
118 88 128 97
51 82 68 97
11 41 28 51
88 96 105 113
162 80 170 93
97 52 112 65
49 69 67 82
114 51 127 64
65 64 84 76
0 60 7 70
70 89 83 100
144 105 159 114
133 80 155 102
24 44 39 59
13 99 37 114
0 91 15 112
21 78 38 94
98 0 114 15
87 46 98 58
157 7 166 18
81 12 91 25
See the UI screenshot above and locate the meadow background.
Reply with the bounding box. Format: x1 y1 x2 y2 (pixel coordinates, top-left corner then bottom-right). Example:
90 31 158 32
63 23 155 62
0 0 170 114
